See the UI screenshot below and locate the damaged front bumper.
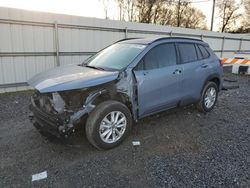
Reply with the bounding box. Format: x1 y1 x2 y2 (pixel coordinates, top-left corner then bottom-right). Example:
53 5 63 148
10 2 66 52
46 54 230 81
29 89 103 138
29 95 83 138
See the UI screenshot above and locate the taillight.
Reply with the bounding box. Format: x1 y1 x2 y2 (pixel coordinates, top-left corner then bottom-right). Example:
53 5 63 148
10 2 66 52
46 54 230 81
219 59 224 66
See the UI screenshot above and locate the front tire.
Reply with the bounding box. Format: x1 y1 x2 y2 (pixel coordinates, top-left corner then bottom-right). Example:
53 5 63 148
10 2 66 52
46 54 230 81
197 81 218 113
85 100 132 150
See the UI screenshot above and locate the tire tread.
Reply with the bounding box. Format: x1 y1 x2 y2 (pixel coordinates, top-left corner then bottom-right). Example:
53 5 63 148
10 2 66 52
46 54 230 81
197 81 218 113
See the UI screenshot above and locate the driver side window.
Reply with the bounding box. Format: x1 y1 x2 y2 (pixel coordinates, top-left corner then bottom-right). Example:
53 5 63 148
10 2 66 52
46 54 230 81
135 43 177 71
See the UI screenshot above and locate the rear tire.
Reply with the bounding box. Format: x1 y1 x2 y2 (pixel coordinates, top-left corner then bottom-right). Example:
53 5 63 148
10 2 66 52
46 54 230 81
85 100 132 150
197 81 218 113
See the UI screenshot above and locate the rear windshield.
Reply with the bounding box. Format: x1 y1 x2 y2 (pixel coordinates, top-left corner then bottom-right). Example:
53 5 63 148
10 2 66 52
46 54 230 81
83 43 146 70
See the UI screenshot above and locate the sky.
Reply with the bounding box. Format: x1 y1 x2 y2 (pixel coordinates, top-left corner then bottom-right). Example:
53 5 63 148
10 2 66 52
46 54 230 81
192 0 214 29
0 0 235 30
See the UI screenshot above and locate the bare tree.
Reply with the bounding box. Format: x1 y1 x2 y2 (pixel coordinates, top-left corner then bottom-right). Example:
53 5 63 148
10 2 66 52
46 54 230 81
243 0 250 27
116 0 126 20
181 7 207 29
171 0 207 29
134 0 174 24
231 0 250 33
158 3 175 26
134 0 156 23
151 0 165 24
114 0 208 30
154 0 180 26
126 0 136 21
100 0 110 19
175 0 191 27
116 0 123 20
217 0 241 32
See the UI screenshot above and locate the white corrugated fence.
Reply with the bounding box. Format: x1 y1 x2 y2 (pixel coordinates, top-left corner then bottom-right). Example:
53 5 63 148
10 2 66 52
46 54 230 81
0 7 250 92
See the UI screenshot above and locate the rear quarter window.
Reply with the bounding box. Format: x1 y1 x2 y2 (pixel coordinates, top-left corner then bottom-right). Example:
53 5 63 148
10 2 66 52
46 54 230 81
198 45 210 59
195 45 203 60
177 43 198 63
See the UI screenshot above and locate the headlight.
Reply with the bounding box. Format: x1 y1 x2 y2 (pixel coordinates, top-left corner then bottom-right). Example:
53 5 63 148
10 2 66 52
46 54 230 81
52 92 65 113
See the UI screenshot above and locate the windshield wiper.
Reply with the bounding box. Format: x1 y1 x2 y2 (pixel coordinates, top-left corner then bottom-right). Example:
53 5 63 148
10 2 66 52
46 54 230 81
85 65 105 71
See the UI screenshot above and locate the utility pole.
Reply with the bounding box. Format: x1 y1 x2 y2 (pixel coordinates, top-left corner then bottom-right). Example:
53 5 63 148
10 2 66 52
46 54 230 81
177 0 181 27
210 0 216 31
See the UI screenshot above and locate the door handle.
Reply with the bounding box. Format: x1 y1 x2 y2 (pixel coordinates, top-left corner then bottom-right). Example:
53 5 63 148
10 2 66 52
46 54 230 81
143 71 149 76
201 64 208 68
173 69 182 74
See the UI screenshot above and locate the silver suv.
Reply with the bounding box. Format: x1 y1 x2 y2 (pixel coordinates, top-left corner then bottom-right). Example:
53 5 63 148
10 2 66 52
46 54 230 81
29 37 223 149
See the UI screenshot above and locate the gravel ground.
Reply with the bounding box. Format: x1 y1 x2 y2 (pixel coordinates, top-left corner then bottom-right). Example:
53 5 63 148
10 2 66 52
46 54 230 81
0 73 249 188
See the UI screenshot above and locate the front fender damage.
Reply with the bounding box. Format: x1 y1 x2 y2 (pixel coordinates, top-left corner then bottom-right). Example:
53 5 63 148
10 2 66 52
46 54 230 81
63 89 107 132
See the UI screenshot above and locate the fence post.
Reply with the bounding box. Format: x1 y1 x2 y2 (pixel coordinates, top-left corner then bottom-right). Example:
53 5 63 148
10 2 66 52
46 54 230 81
124 27 128 38
170 31 173 37
239 38 243 51
54 22 60 66
221 37 225 58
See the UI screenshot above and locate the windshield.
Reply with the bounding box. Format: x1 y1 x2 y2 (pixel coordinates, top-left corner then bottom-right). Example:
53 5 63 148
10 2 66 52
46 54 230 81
83 43 146 70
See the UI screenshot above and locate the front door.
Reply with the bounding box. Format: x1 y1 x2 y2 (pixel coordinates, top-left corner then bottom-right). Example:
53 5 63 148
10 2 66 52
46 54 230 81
133 43 182 117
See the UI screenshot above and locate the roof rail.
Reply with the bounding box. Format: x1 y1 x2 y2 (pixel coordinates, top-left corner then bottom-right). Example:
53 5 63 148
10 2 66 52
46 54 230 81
114 37 204 45
153 37 203 43
115 38 142 43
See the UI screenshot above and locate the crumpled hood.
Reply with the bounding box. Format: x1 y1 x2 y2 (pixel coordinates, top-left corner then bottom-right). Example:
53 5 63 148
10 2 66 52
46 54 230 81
28 64 119 93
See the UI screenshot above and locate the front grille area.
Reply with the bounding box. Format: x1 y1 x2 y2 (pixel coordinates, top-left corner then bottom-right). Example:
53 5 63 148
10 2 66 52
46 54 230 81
33 91 55 114
29 90 84 137
30 92 64 137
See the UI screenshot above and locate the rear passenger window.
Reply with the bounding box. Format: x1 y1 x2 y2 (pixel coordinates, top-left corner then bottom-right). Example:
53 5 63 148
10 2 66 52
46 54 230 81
177 43 197 63
137 43 177 70
198 45 210 59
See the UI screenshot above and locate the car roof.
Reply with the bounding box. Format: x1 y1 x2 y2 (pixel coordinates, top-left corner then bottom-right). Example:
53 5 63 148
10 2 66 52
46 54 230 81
118 37 208 46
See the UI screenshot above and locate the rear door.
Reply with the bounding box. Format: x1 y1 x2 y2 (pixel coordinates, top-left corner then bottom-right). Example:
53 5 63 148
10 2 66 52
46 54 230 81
177 43 212 103
133 43 183 117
